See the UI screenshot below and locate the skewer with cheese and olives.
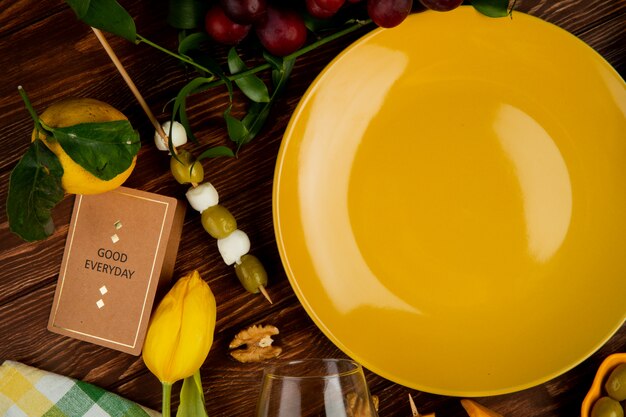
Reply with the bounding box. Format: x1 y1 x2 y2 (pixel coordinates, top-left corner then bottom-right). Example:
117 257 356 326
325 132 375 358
88 30 272 302
156 121 272 303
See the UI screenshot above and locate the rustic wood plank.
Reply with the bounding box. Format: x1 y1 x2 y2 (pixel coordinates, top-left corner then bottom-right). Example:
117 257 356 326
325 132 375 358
515 0 626 33
0 283 145 385
513 0 626 73
1 1 625 416
576 12 626 74
0 196 71 305
0 0 67 38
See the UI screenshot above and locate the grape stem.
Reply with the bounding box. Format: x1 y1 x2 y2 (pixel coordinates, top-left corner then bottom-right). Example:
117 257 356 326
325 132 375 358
136 34 216 80
136 19 372 91
203 19 372 90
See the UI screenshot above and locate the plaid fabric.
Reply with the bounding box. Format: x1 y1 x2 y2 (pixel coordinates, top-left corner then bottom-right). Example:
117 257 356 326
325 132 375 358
0 361 160 417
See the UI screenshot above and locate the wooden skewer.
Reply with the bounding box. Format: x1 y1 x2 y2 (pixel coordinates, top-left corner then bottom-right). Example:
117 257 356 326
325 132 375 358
409 394 419 416
408 394 436 417
259 284 273 304
90 27 175 155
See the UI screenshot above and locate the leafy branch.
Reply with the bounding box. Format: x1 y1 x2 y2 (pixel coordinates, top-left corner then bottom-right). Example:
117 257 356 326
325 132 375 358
64 0 512 157
63 0 375 157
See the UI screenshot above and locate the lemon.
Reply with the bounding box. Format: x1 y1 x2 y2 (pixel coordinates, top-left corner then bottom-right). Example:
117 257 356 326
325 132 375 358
31 98 137 195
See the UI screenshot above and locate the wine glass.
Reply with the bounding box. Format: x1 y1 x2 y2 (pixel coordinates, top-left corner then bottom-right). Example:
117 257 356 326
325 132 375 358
255 358 379 417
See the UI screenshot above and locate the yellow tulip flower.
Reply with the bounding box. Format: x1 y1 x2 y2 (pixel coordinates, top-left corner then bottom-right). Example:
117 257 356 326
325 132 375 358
142 270 216 385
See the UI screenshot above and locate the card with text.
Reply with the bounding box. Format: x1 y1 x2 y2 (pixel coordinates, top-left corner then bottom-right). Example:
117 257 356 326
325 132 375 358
48 187 186 355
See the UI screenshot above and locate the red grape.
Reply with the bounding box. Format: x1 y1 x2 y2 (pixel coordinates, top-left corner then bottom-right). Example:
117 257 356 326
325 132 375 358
419 0 463 12
220 0 267 24
315 0 346 12
255 7 307 56
205 5 252 45
367 0 413 28
306 0 337 18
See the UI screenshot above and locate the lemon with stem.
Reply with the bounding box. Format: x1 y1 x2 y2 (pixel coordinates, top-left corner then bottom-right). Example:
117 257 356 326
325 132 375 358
31 98 136 194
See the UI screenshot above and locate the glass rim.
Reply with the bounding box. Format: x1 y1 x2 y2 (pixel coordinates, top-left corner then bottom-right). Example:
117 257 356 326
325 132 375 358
263 358 363 380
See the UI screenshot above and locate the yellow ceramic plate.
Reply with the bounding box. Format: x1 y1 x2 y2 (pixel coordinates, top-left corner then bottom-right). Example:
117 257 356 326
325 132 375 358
273 7 626 396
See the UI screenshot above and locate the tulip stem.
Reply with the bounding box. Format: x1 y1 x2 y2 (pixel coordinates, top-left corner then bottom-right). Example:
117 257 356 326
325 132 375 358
162 383 172 417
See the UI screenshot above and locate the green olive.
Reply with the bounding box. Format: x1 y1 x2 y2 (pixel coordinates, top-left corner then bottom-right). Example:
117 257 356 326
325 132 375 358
606 364 626 401
591 396 624 417
170 150 204 184
234 254 268 293
201 205 237 239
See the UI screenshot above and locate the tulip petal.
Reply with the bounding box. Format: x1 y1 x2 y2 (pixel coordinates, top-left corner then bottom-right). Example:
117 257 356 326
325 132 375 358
143 277 187 383
171 272 216 378
143 270 216 384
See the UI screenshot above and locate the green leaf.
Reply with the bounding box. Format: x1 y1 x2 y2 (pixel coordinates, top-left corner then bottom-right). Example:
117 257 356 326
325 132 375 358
224 111 249 145
229 56 295 151
65 0 137 42
273 58 295 94
48 120 140 181
176 371 208 417
179 32 211 58
65 0 90 18
167 0 208 29
170 50 223 149
7 140 65 241
183 52 242 146
230 100 270 151
240 102 270 145
171 76 213 149
227 48 270 103
471 0 511 17
185 51 233 98
197 146 235 160
247 58 294 142
262 51 283 71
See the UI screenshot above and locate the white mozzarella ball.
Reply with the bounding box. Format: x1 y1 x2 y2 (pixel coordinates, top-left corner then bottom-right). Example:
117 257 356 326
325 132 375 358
186 183 219 212
154 121 187 151
217 229 250 265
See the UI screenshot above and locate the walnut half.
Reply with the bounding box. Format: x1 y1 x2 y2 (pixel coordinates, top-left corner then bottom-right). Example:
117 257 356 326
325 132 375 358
346 393 379 417
229 324 282 363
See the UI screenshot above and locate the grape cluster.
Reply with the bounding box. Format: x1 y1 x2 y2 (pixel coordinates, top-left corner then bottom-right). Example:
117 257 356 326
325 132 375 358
205 0 464 56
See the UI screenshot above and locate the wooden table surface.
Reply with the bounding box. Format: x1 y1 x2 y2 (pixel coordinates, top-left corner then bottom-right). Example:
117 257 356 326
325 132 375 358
1 0 624 416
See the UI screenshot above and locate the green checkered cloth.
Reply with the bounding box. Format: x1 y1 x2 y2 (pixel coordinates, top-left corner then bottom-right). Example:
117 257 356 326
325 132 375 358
0 361 160 417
